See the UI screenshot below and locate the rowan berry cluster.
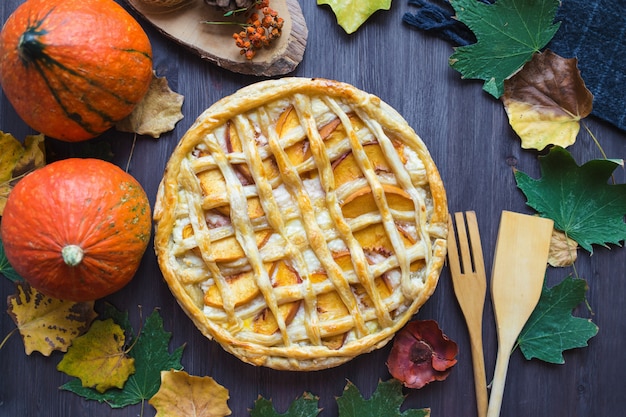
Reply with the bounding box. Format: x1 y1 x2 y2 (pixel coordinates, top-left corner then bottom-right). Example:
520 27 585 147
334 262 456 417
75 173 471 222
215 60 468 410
232 0 284 60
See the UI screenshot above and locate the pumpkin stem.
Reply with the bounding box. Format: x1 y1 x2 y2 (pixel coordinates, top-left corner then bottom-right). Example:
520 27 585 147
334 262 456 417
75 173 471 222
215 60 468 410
62 245 84 267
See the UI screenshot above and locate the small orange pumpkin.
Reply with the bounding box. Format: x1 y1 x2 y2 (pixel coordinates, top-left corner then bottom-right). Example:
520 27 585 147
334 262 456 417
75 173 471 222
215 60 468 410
1 158 152 302
0 0 153 142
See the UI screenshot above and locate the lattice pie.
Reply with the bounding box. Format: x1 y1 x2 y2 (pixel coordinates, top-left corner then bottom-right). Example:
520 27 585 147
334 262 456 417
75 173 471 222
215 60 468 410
154 78 448 370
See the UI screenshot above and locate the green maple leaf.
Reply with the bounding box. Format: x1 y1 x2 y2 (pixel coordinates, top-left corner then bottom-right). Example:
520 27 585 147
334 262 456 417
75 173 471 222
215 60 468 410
515 146 626 253
100 302 133 335
518 276 598 364
449 0 560 97
60 307 185 408
317 0 391 34
337 379 430 417
0 235 22 282
250 392 321 417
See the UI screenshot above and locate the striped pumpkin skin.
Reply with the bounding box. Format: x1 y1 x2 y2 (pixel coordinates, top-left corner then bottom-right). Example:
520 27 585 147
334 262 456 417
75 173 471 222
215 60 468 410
0 0 153 142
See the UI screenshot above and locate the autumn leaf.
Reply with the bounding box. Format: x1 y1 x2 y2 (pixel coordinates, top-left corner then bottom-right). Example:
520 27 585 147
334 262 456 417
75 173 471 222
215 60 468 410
12 134 45 178
515 146 626 252
317 0 391 34
60 307 185 408
336 379 430 417
116 73 184 138
149 370 232 417
250 392 321 417
548 229 578 268
502 50 593 150
0 132 45 215
0 131 23 180
449 0 560 98
57 319 135 393
7 282 97 355
386 320 458 389
518 276 598 364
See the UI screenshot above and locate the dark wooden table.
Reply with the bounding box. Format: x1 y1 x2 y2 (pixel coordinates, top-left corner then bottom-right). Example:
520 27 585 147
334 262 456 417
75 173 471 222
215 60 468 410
1 0 625 416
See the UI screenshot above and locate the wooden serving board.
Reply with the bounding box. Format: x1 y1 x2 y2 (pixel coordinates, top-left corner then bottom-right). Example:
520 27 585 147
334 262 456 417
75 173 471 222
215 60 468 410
125 0 308 76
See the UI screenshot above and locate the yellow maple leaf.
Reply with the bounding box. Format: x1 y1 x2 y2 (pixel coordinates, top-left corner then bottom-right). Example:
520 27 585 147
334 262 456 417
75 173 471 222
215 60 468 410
0 132 45 215
115 72 184 138
57 318 135 393
7 282 97 356
149 370 232 417
502 50 593 151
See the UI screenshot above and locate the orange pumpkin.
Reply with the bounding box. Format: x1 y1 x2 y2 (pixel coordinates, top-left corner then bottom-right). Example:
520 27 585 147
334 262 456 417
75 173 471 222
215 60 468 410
1 158 152 302
0 0 153 142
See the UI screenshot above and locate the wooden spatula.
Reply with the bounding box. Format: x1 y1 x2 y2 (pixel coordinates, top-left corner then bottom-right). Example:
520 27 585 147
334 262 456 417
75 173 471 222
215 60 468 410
486 211 553 417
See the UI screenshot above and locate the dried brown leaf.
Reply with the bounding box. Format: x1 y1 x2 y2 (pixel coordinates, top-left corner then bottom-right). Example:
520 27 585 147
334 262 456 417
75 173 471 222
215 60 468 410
502 50 593 150
116 72 184 138
13 134 45 177
548 229 578 267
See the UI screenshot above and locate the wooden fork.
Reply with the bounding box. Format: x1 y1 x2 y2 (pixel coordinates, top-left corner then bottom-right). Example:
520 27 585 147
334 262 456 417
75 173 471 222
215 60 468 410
448 211 488 417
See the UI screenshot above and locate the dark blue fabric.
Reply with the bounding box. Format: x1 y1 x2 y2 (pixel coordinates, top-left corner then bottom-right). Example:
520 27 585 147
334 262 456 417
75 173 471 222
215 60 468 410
549 0 626 131
402 0 477 46
403 0 626 132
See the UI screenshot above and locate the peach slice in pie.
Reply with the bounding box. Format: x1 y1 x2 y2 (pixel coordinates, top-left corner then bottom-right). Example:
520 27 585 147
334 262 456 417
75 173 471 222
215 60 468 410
153 77 448 370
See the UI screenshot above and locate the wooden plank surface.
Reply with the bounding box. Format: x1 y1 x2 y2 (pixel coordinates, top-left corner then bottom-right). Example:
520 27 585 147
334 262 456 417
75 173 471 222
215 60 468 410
1 0 625 416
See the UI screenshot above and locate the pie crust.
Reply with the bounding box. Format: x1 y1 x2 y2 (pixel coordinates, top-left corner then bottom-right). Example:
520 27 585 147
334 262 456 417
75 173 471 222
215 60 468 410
154 77 448 370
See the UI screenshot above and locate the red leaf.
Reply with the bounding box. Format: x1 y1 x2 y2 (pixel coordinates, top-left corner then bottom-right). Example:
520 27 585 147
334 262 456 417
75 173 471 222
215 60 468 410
386 320 458 389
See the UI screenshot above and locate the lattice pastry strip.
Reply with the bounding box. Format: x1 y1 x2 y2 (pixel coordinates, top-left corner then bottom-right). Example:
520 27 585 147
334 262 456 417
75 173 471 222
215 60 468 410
154 78 448 370
234 110 323 346
292 94 394 329
268 102 371 340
